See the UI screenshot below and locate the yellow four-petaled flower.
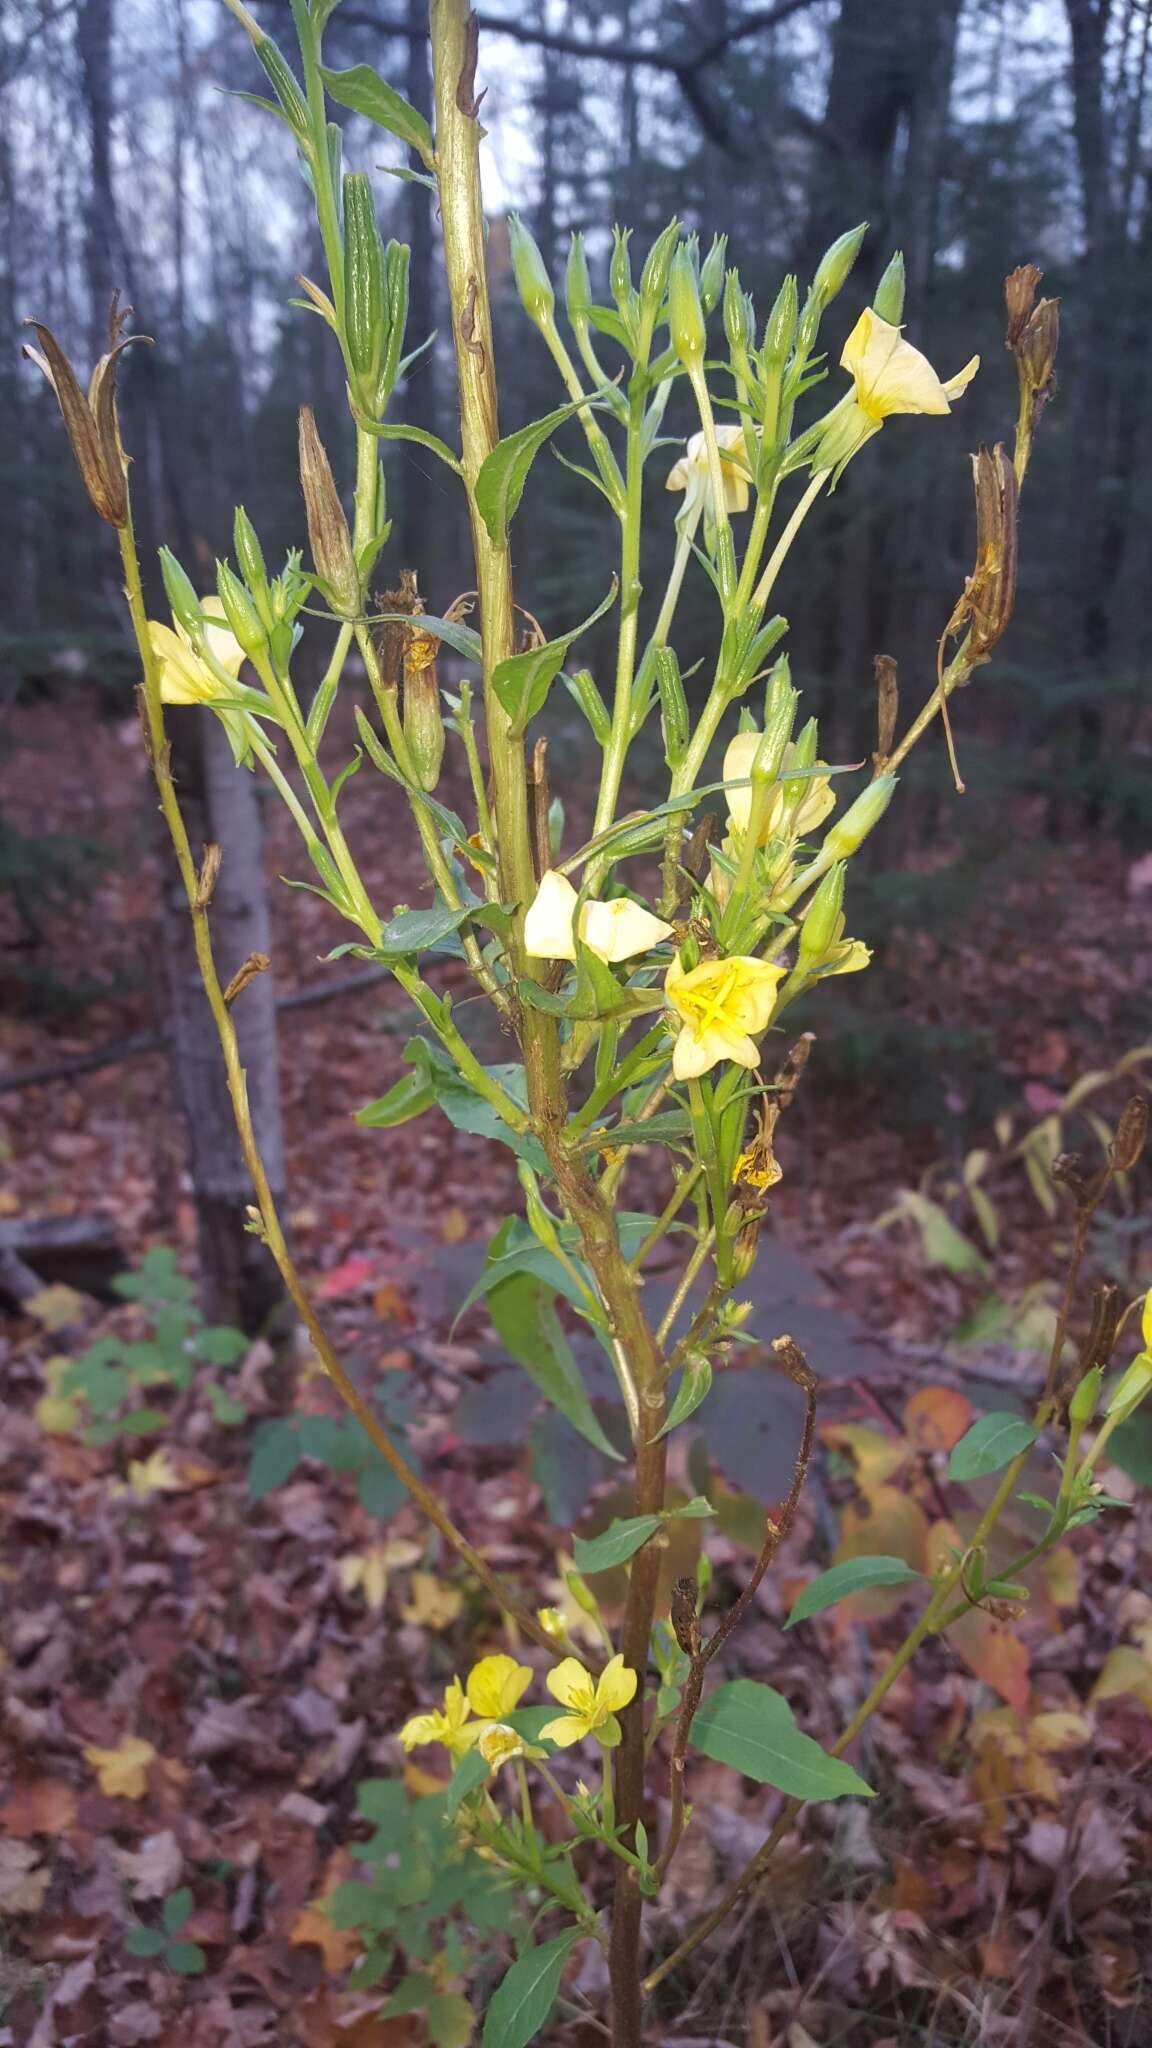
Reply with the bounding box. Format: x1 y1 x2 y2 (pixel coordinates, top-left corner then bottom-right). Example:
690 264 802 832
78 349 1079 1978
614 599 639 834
398 1654 532 1761
664 954 783 1080
539 1654 637 1749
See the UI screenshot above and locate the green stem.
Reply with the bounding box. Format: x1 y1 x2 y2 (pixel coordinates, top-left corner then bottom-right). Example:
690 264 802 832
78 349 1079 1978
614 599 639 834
751 469 826 611
591 397 645 851
306 621 355 746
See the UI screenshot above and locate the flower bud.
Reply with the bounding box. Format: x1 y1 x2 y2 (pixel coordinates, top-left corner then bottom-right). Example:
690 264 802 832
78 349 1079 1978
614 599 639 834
567 666 611 745
639 218 681 316
566 232 593 333
873 250 906 325
233 507 268 598
564 1568 599 1617
342 172 386 401
215 559 266 659
609 226 634 315
799 862 845 963
811 221 868 307
402 646 445 792
1068 1364 1102 1427
1106 1350 1152 1424
822 773 896 862
655 646 689 769
518 1158 561 1254
159 547 204 639
724 269 754 365
508 212 555 327
298 405 360 618
699 234 728 315
762 274 798 371
380 240 410 401
668 248 706 366
1143 1288 1152 1353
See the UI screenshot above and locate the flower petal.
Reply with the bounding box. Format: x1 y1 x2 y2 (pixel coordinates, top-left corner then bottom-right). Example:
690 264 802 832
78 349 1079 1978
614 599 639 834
467 1654 533 1720
537 1713 587 1748
595 1655 638 1715
524 869 579 961
579 897 673 964
942 355 980 402
546 1657 596 1712
398 1712 441 1750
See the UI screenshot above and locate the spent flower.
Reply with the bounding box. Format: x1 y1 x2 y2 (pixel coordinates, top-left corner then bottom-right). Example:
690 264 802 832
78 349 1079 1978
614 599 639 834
525 869 673 965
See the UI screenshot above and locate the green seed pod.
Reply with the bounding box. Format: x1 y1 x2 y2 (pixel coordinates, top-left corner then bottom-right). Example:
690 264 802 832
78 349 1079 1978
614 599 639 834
655 646 689 769
215 559 266 659
342 172 386 394
799 862 845 963
566 667 612 745
873 250 906 325
159 547 203 639
823 772 897 862
380 240 410 404
811 221 868 307
668 248 706 365
508 212 555 327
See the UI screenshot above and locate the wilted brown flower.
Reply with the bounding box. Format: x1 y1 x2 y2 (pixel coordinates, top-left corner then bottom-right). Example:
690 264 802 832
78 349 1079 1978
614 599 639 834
23 294 149 527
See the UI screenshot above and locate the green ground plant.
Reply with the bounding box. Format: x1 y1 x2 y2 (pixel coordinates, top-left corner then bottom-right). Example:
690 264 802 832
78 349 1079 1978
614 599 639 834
26 3 1151 2039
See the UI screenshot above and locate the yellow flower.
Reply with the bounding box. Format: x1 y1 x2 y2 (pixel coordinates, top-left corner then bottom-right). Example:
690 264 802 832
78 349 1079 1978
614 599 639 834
723 732 836 845
1142 1288 1152 1352
821 937 871 976
536 1606 567 1641
666 425 752 515
664 953 783 1080
524 869 673 965
465 1654 533 1720
477 1723 527 1769
148 598 246 706
398 1677 480 1760
539 1654 637 1749
842 308 979 422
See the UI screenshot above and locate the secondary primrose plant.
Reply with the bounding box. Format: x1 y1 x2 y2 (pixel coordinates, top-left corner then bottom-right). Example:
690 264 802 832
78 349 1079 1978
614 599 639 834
26 0 1152 2037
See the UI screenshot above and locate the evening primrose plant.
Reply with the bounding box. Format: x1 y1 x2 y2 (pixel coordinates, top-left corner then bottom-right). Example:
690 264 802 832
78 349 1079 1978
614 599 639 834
27 2 1147 2039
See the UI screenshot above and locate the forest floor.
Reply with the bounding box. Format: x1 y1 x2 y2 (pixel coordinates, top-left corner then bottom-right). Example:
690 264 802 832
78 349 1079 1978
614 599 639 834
1 691 1152 2047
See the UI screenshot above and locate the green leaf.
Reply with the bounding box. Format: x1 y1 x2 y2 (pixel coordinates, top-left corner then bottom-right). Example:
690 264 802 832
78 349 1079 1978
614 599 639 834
476 395 608 544
455 1218 594 1322
357 419 461 472
355 1068 436 1130
125 1926 167 1958
247 1419 301 1499
195 1325 247 1367
669 1494 714 1520
583 1110 693 1152
320 64 435 168
428 1993 476 2048
572 1514 662 1575
163 1887 194 1935
657 1356 713 1438
446 1748 491 1818
948 1412 1039 1482
367 611 482 665
487 1271 622 1461
166 1941 206 1976
491 583 618 736
377 905 472 958
481 1930 582 2048
692 1680 873 1800
895 1190 988 1277
785 1557 925 1628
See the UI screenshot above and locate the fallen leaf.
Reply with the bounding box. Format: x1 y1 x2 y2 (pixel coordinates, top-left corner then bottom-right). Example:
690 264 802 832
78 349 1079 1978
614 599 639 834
401 1571 463 1630
317 1256 377 1300
338 1539 420 1614
83 1735 158 1800
440 1206 468 1244
0 1777 77 1838
23 1283 87 1331
1091 1644 1152 1713
122 1449 184 1498
903 1385 974 1454
0 1839 50 1912
290 1901 361 1974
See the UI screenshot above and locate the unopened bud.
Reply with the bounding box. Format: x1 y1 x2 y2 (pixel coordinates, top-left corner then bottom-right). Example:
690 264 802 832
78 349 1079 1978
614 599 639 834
566 233 593 332
567 667 611 745
342 172 386 402
668 248 706 365
762 275 798 370
639 219 681 316
298 405 359 618
724 269 754 364
508 213 555 326
799 862 845 963
564 1568 599 1616
216 560 266 659
1068 1364 1102 1427
811 222 867 308
822 773 896 862
609 226 634 314
1106 1350 1152 1423
233 507 268 597
159 546 204 638
873 250 906 325
699 235 727 315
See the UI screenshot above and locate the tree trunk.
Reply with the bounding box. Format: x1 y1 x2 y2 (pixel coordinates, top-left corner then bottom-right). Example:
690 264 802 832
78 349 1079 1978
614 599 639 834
76 0 120 355
398 0 441 595
159 710 289 1335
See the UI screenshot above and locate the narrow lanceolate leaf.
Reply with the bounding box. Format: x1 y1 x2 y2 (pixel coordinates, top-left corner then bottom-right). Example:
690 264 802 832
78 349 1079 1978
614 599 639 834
357 419 462 473
692 1680 873 1800
948 1411 1038 1482
482 1930 582 2048
354 1069 435 1130
475 393 611 543
657 1357 713 1438
785 1556 925 1627
487 1270 622 1461
572 1513 662 1575
320 64 435 168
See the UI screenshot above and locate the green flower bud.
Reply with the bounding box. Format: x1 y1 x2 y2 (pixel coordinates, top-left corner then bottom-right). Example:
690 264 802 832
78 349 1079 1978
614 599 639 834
566 666 611 745
873 250 906 325
655 646 689 769
566 232 592 332
639 218 681 316
1068 1364 1102 1427
159 547 203 639
380 240 410 401
762 274 798 370
668 248 706 365
763 653 792 727
699 234 728 315
233 507 268 596
508 212 555 327
402 655 445 792
799 862 845 963
1106 1350 1152 1423
822 773 897 862
724 269 754 365
342 172 386 398
811 221 868 307
753 687 798 791
609 226 634 314
518 1158 561 1252
564 1568 600 1617
215 559 266 659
